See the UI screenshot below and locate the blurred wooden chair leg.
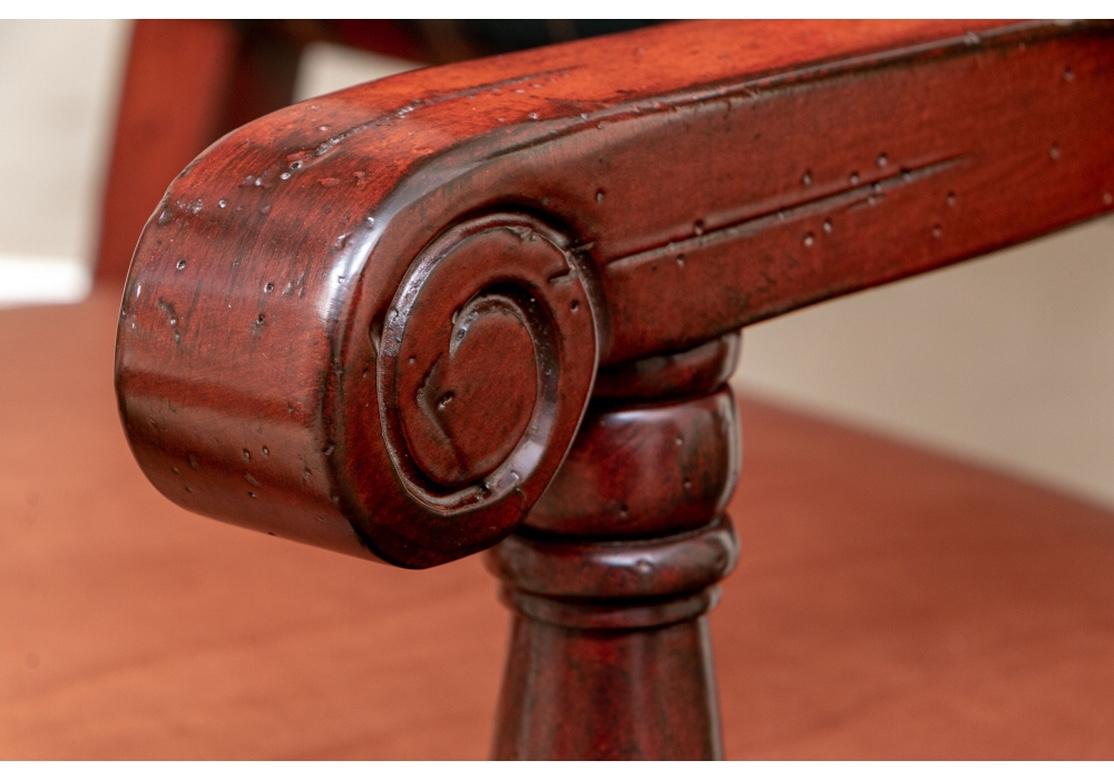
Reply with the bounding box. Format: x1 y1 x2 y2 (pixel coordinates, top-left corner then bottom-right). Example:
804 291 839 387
93 20 302 282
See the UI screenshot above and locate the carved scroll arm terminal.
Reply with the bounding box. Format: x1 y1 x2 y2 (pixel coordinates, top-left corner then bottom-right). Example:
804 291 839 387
115 20 1114 567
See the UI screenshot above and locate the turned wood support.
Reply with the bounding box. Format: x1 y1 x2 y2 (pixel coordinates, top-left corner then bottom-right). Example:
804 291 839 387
490 521 735 760
489 335 741 759
111 20 1114 760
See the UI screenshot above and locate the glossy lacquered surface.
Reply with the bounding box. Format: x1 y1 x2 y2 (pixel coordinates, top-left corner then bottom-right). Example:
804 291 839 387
115 20 1114 568
109 19 1114 760
489 335 741 758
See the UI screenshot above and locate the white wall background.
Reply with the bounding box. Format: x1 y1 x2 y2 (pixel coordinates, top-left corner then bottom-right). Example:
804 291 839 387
1 20 1111 507
0 20 126 303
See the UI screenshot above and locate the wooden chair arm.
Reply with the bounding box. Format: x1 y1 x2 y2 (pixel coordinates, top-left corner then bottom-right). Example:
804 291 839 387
115 20 1114 568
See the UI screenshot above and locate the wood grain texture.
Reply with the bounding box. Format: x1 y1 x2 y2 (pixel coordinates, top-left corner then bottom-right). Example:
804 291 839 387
114 20 1114 568
8 291 1114 758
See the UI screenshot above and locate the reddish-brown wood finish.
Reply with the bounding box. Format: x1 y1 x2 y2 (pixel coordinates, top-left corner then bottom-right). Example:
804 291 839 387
115 20 1114 568
95 21 305 282
111 20 1114 759
527 392 739 538
492 594 726 759
489 338 741 758
93 21 647 282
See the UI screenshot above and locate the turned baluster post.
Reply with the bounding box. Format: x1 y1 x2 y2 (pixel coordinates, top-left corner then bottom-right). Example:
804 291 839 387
490 334 741 759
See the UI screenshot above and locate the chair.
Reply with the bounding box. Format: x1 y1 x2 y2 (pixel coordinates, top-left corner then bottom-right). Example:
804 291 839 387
93 20 655 282
3 19 1114 759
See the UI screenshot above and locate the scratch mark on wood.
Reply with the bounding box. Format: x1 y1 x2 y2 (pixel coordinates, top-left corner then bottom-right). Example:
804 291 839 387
606 153 969 271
